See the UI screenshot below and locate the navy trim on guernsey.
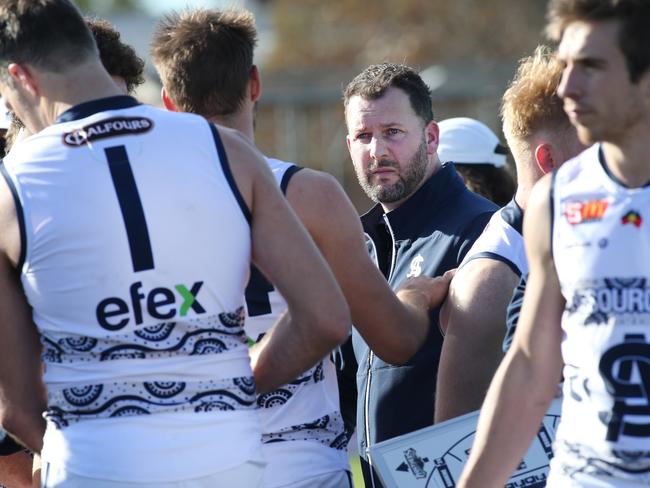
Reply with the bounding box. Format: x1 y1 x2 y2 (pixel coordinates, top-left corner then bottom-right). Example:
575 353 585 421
208 123 252 223
280 165 303 194
104 146 155 272
0 162 26 271
0 428 24 456
244 163 302 317
345 470 353 488
500 198 524 235
55 96 140 124
598 144 650 188
550 168 558 256
503 273 527 352
466 251 522 278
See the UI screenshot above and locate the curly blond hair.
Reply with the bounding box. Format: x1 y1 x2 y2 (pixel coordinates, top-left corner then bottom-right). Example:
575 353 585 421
500 45 569 142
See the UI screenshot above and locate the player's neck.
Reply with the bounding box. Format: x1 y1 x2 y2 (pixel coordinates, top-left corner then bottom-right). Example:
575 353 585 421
513 157 544 211
208 110 255 144
46 61 124 125
602 120 650 187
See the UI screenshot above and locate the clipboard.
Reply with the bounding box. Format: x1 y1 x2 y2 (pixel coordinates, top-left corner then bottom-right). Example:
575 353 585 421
369 399 562 488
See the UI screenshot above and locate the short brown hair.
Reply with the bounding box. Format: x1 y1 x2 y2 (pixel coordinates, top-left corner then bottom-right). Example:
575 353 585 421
0 0 97 78
150 8 257 118
3 16 145 153
343 63 434 125
546 0 650 82
85 17 144 95
501 45 569 141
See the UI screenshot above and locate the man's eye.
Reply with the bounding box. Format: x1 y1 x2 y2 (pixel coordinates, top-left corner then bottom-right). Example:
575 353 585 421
386 128 401 135
356 133 371 141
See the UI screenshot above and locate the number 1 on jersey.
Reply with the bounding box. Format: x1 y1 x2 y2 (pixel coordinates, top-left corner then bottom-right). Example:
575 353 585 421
104 145 154 272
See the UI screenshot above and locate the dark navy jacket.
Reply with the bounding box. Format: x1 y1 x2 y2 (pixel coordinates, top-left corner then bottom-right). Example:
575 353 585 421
339 163 497 488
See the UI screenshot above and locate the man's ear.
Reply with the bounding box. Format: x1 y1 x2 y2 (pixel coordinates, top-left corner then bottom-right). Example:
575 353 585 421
534 142 556 174
425 120 440 155
7 63 39 98
249 65 261 103
161 87 178 112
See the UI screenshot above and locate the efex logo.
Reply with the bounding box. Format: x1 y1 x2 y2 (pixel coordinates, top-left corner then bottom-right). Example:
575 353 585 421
96 281 205 331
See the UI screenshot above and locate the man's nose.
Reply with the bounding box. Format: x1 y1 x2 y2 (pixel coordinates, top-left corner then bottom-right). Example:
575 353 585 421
369 136 388 161
557 63 581 101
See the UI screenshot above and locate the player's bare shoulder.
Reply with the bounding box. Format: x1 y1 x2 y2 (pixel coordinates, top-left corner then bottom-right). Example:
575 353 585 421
211 124 275 210
284 168 343 204
0 168 20 267
284 167 361 234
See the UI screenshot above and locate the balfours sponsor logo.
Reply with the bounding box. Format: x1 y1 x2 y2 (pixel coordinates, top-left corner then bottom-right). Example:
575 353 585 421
63 117 153 146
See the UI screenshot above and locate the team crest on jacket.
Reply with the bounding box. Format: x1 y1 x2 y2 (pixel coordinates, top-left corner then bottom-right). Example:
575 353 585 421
406 254 424 278
564 198 609 225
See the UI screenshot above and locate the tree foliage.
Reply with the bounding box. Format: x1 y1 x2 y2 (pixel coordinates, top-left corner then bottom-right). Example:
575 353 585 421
267 0 548 71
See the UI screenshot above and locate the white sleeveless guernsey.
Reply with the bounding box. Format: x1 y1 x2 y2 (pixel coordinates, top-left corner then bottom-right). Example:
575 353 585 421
244 157 350 487
459 198 528 277
549 143 650 486
1 97 260 482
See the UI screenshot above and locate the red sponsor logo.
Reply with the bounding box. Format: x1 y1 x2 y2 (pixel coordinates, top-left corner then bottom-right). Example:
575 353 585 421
564 199 609 225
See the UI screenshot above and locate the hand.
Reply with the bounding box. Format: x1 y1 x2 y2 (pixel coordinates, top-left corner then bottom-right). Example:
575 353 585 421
396 269 456 311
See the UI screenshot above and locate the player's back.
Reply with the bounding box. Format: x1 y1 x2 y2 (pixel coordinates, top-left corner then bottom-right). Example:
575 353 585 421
244 157 350 487
1 96 259 482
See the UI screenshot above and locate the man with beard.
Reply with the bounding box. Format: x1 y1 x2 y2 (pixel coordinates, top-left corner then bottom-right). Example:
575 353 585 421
458 0 650 486
341 63 497 488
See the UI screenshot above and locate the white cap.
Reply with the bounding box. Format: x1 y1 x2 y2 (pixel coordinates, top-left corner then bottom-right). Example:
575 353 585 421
437 117 508 168
0 98 11 130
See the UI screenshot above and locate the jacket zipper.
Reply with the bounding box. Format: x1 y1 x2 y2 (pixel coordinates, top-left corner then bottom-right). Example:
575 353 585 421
364 214 397 488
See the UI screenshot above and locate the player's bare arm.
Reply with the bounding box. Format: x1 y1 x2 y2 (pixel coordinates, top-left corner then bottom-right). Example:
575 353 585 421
217 127 350 393
457 174 564 487
435 259 519 422
285 168 452 364
0 177 46 453
0 450 32 488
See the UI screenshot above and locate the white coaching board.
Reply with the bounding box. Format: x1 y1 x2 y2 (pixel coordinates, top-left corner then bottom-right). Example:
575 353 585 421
369 399 562 488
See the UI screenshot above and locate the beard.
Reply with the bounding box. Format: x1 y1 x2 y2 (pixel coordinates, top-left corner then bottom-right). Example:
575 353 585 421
357 138 429 204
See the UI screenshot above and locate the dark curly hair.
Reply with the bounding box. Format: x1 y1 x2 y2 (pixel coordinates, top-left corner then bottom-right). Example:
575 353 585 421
455 164 516 207
86 17 145 94
343 63 434 126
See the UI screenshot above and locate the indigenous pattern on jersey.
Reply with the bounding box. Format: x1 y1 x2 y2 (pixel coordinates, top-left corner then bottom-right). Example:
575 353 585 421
550 144 650 486
244 158 350 487
44 309 257 428
0 96 259 482
459 198 527 277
